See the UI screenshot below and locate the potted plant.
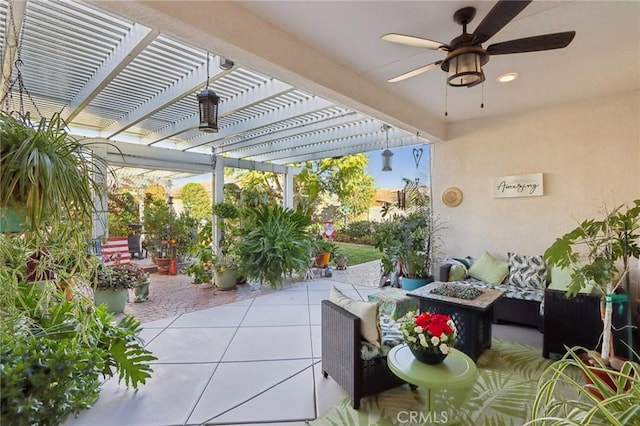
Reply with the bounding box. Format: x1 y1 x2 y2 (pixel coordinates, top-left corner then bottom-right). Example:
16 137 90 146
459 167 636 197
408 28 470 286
373 209 439 290
543 199 640 364
238 204 313 288
527 346 639 425
0 111 108 232
212 253 238 290
91 262 139 313
314 237 337 267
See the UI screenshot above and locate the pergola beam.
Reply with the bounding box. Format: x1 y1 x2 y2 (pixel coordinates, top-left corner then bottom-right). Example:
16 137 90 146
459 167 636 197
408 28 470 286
266 133 424 164
182 96 333 150
61 23 158 122
214 110 363 154
231 119 383 159
100 57 230 138
141 79 293 145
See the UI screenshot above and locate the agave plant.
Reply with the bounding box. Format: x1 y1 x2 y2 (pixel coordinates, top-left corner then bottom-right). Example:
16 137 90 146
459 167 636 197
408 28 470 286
0 111 109 231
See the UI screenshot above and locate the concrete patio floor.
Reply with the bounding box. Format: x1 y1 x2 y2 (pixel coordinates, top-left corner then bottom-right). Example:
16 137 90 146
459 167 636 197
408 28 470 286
64 261 543 426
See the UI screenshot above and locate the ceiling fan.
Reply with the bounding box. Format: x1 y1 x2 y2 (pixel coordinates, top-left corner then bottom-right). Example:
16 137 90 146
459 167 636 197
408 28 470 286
382 0 576 87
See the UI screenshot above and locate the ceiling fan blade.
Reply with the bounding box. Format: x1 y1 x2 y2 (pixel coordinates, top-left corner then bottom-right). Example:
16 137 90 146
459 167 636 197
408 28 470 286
381 33 448 51
387 61 442 83
487 31 576 55
472 0 532 44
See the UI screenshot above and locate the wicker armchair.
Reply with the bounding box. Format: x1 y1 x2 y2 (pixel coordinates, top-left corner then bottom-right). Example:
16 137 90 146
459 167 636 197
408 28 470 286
321 300 409 409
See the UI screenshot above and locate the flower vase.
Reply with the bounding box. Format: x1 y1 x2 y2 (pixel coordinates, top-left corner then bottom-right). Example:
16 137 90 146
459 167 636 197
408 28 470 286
409 346 448 365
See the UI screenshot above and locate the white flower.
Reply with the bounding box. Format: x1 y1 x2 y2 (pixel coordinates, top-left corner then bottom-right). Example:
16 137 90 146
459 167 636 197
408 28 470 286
418 333 428 347
408 336 417 343
439 343 449 354
430 336 440 346
440 334 448 342
414 326 423 334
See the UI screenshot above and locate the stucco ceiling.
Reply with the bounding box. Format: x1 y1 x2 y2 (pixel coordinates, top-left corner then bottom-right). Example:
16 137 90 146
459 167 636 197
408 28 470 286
2 0 639 180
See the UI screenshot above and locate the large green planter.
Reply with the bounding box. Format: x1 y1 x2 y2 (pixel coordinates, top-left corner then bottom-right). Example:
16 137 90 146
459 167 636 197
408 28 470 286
0 206 25 233
215 270 237 291
94 288 128 313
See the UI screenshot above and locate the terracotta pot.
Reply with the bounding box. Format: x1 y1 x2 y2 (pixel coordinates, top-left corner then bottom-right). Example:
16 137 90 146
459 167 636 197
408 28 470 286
315 252 331 267
580 354 632 400
155 257 171 275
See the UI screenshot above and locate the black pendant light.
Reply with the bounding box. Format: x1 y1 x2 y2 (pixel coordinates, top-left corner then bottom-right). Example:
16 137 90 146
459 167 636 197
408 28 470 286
381 124 393 172
197 52 220 132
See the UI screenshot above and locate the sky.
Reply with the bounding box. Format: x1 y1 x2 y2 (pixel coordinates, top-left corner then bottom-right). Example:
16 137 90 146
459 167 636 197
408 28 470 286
172 144 431 190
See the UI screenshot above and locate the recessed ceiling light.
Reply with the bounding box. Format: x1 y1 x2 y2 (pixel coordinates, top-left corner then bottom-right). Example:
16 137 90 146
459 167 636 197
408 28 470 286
497 72 519 83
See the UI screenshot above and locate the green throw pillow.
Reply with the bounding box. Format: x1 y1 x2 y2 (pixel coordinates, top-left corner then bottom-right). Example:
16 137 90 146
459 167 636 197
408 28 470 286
548 266 597 294
329 287 381 348
468 251 509 285
448 264 467 281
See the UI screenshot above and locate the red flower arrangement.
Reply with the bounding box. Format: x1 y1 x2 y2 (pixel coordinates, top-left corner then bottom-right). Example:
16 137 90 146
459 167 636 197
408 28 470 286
399 311 458 354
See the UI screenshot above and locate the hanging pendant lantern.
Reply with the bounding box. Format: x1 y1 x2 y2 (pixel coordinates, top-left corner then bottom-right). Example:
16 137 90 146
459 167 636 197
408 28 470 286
381 124 393 172
197 88 219 132
197 52 220 132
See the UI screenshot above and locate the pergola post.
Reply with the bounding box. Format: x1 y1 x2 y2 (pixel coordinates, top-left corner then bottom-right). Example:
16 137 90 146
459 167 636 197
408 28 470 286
212 155 225 255
283 171 294 209
91 145 109 240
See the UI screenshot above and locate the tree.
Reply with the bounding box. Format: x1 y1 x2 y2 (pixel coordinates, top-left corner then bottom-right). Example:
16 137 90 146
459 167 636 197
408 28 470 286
180 183 212 222
297 154 375 222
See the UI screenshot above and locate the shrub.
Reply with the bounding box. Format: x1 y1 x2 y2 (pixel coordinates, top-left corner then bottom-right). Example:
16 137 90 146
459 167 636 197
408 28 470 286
1 326 105 425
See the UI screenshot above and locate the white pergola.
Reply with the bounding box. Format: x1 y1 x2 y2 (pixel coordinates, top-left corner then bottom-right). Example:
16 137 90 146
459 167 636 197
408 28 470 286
0 0 427 246
0 0 427 175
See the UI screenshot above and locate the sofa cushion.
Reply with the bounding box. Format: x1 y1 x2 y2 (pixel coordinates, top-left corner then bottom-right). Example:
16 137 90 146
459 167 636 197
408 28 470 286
507 253 547 291
448 264 467 281
547 265 598 294
468 251 509 285
330 287 381 348
361 315 404 360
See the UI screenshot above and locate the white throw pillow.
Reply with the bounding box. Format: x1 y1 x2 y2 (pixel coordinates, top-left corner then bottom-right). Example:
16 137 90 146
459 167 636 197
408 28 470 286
329 287 381 348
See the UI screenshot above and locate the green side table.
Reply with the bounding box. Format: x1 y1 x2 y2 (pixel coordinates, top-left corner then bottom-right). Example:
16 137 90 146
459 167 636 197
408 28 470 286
387 345 477 424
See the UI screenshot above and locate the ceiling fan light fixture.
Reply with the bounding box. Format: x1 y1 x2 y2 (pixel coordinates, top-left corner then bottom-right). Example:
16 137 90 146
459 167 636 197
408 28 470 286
442 47 488 87
497 72 519 83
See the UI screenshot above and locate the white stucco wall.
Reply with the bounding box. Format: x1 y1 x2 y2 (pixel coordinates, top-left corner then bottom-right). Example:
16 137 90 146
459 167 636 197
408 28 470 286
432 90 640 261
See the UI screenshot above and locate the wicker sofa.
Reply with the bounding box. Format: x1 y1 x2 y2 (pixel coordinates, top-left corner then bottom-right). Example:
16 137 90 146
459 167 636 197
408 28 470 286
321 300 410 409
438 263 543 329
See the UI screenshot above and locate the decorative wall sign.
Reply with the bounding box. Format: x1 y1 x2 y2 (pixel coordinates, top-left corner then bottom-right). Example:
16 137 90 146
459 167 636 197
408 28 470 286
493 173 544 198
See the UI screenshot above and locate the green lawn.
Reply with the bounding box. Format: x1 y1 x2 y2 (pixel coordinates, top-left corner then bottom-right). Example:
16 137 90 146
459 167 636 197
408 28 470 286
334 242 382 266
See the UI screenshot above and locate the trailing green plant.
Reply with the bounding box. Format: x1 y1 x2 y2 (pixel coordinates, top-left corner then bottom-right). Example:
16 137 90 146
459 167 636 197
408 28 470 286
526 346 640 425
544 199 640 362
238 204 313 288
0 111 109 231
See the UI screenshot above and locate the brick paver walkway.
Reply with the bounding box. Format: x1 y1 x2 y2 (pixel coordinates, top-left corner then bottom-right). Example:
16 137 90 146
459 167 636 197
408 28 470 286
121 259 382 324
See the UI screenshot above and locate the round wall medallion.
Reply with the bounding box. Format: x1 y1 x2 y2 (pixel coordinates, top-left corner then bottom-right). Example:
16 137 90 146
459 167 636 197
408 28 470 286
442 187 463 207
